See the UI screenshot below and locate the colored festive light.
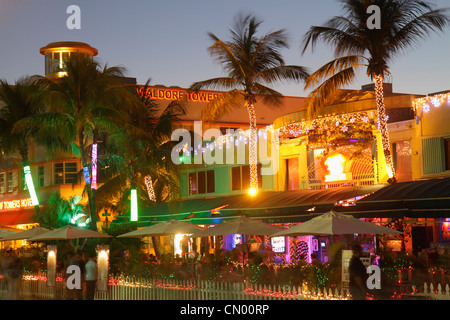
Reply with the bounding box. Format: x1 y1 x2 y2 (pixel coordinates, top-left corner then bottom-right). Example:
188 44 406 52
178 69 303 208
23 166 39 206
91 143 98 189
130 189 138 221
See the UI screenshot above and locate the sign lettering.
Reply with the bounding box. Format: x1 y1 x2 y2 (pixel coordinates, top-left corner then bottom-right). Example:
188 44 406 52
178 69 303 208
0 198 33 211
137 87 221 103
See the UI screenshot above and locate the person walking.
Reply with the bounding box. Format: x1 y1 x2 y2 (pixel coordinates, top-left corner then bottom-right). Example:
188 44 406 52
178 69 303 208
348 244 368 300
84 253 97 300
6 250 23 300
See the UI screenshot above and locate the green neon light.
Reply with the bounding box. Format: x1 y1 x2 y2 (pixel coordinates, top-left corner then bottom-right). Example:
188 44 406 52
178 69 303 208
130 189 138 221
24 166 39 206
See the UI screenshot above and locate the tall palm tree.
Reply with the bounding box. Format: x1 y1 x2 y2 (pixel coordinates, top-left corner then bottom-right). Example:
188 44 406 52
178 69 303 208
95 80 184 256
0 76 45 211
15 55 133 230
95 79 185 217
302 0 450 180
190 13 309 194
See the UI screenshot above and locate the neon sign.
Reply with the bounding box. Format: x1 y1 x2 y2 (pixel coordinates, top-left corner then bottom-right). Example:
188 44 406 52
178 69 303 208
91 143 97 189
0 198 33 211
130 189 138 222
232 234 242 248
24 166 39 206
270 236 286 253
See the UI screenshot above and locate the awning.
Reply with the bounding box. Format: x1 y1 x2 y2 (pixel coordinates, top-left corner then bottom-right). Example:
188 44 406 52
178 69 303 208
0 209 36 226
337 178 450 218
118 184 386 226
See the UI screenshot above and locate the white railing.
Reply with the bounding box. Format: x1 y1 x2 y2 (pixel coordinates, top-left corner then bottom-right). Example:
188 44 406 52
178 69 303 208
94 275 350 300
4 273 449 300
5 272 349 300
410 283 450 300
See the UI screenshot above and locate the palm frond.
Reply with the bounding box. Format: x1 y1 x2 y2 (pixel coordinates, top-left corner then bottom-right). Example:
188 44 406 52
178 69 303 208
200 89 243 122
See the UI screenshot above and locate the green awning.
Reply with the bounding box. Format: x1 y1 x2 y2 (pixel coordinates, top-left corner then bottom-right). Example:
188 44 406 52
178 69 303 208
118 185 386 226
337 178 450 219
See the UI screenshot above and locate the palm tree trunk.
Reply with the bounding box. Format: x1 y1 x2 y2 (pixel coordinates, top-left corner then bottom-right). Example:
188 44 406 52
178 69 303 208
78 131 97 231
245 101 258 193
373 74 395 180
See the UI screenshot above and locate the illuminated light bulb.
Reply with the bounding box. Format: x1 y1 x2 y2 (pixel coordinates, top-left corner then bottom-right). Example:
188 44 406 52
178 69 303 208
248 187 258 196
431 98 441 107
423 104 430 113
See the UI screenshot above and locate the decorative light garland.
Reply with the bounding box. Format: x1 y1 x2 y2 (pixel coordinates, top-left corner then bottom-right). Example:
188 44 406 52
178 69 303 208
413 92 450 114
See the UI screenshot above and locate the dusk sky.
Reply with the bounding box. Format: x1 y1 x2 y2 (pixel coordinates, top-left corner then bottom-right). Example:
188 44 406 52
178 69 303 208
1 0 449 97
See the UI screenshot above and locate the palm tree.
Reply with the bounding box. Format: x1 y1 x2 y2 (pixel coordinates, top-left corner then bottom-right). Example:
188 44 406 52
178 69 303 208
95 80 184 256
15 55 134 230
96 80 184 205
190 13 309 194
302 0 450 180
0 76 45 211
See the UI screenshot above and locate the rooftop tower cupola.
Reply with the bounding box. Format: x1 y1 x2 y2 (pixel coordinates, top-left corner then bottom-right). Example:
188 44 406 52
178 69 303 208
39 41 98 79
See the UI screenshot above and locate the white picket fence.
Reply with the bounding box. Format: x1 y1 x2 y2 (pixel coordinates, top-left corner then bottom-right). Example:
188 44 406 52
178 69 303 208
10 272 349 300
95 275 350 300
409 283 450 300
2 273 448 300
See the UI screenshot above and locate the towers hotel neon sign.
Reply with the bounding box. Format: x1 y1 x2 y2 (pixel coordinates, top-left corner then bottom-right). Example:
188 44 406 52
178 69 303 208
137 87 221 103
0 198 34 211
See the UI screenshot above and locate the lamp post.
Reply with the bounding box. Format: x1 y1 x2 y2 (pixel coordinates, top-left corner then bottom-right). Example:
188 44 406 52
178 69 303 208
96 245 109 292
47 245 57 288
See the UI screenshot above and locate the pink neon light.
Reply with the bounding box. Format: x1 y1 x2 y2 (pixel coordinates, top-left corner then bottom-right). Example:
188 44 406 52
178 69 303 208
92 143 97 189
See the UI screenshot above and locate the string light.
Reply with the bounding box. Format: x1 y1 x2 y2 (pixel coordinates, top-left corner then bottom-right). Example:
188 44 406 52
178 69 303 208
246 102 259 195
144 175 156 201
414 92 450 114
374 75 395 179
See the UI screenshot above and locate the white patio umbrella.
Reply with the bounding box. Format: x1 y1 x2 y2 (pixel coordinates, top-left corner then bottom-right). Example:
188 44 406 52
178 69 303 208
0 229 16 239
1 227 50 241
117 219 205 238
271 211 402 237
28 225 112 241
191 215 282 237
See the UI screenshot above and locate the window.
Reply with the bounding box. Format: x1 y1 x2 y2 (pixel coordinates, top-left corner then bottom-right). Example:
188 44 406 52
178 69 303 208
38 166 45 188
0 173 4 193
231 164 262 191
7 171 13 193
54 162 78 185
188 170 215 195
